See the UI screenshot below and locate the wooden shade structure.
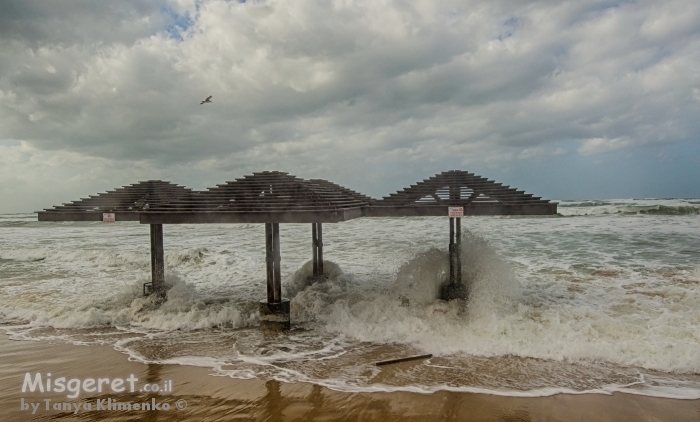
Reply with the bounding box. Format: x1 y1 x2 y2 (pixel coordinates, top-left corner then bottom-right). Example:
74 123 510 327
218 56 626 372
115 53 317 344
365 170 556 217
35 169 557 327
37 180 193 222
140 171 370 224
36 180 194 296
139 171 371 328
366 170 557 300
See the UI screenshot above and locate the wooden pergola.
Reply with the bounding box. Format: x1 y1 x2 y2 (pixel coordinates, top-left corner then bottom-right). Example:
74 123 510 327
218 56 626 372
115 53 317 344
366 170 557 300
37 180 194 296
37 169 557 329
140 171 371 329
37 180 193 222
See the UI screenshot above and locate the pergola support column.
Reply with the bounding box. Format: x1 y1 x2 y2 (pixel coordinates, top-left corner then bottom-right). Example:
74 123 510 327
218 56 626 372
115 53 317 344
442 217 468 301
312 223 324 276
260 222 290 331
147 223 165 298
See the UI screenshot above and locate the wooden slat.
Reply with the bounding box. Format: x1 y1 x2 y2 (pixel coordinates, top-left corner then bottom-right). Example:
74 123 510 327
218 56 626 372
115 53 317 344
37 170 556 222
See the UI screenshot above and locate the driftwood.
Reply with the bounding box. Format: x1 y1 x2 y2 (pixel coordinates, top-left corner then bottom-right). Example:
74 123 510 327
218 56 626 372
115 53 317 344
375 354 433 366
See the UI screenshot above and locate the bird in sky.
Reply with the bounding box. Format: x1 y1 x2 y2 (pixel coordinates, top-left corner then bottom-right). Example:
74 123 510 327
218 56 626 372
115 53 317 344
200 95 212 105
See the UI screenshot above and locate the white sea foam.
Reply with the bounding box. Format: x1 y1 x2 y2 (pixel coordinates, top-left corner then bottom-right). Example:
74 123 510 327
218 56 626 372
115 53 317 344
1 208 700 398
557 198 700 216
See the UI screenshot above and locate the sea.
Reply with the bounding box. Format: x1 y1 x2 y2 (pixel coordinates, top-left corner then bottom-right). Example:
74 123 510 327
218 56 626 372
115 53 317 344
1 198 699 399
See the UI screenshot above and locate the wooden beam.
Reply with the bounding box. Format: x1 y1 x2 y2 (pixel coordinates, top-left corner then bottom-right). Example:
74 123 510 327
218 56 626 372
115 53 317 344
455 217 461 285
449 218 455 285
272 223 281 303
363 203 558 217
317 223 323 276
312 223 318 276
376 354 433 366
265 223 274 303
139 208 364 224
38 212 140 222
150 224 165 296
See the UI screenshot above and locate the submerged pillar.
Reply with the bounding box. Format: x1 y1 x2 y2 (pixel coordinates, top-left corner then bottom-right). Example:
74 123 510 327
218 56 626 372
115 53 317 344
272 223 282 302
312 223 318 276
265 223 274 302
260 222 290 331
449 217 455 284
148 223 165 297
317 223 324 276
455 217 461 284
311 223 324 276
442 217 468 301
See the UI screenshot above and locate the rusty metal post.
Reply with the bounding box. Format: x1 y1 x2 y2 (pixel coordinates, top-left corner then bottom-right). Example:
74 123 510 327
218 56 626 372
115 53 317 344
312 223 318 276
265 223 274 303
272 223 281 302
150 224 165 296
317 223 323 276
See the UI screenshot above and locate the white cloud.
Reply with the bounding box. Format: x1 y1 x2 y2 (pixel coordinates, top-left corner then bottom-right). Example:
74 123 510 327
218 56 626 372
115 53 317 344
577 136 635 155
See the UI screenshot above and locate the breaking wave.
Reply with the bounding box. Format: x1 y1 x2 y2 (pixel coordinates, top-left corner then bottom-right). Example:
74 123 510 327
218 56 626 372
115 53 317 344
557 199 700 216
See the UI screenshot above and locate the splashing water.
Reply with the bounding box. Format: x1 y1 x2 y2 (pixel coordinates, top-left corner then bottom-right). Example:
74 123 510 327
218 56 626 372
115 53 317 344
2 211 700 398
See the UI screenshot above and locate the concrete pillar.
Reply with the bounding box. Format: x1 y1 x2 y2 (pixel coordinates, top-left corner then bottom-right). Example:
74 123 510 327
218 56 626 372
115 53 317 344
259 299 291 331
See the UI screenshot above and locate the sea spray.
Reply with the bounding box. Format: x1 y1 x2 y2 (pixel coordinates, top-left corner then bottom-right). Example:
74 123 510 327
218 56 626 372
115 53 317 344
3 212 700 397
285 260 353 322
320 230 521 350
557 199 700 216
389 230 519 314
9 273 256 331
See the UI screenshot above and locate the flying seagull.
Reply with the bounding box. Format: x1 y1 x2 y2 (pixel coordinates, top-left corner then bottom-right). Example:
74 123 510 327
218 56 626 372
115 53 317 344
200 95 212 105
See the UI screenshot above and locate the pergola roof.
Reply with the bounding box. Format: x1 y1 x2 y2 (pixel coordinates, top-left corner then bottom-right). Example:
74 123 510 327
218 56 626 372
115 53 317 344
365 170 557 216
139 171 370 224
37 180 193 222
37 170 557 223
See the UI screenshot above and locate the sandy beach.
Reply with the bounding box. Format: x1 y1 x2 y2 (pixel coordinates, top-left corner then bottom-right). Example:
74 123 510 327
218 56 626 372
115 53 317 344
1 332 698 422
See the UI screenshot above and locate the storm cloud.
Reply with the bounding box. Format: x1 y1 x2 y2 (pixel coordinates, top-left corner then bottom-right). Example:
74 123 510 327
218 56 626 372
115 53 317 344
1 0 699 212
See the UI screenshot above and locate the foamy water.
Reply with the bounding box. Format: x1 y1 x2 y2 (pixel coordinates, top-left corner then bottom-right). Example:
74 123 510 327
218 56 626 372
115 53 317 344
1 199 699 398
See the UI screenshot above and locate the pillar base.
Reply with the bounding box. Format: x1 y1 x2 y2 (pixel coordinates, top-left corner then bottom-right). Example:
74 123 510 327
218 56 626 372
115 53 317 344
440 282 469 301
259 299 291 331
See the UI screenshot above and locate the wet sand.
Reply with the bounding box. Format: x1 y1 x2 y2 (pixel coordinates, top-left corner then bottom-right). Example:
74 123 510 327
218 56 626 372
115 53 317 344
1 332 698 422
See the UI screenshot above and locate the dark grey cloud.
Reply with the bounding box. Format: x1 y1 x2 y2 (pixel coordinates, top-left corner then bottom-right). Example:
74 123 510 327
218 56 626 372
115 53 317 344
1 0 699 212
0 0 170 46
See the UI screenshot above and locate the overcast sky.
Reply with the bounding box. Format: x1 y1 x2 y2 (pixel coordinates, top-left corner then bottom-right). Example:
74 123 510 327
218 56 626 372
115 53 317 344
1 0 699 213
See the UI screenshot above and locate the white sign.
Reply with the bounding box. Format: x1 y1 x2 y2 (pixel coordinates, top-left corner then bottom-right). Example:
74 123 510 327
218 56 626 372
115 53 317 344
448 207 463 218
102 213 116 223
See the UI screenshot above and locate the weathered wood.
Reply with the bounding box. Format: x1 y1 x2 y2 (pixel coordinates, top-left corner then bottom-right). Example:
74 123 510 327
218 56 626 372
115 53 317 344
364 203 557 217
150 224 165 296
376 354 433 366
317 223 323 276
272 222 281 303
312 223 318 276
140 208 364 224
265 223 274 303
449 218 455 285
39 170 557 223
38 212 141 222
455 217 461 285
